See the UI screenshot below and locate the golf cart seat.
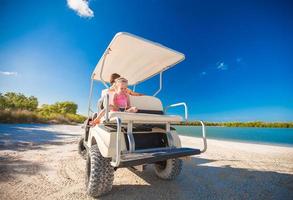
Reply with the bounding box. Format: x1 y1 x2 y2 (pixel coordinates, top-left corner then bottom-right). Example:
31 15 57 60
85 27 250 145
102 95 183 123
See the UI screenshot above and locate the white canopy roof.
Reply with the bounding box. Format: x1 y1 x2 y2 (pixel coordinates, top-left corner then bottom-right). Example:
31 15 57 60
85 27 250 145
92 32 185 85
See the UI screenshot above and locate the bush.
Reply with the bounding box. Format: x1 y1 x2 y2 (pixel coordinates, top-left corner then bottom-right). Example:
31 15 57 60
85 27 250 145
38 101 78 116
0 92 86 124
0 110 86 124
0 110 43 123
0 92 38 111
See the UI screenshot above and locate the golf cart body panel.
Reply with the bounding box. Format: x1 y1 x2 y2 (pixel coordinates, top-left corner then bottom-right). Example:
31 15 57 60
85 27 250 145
87 125 126 158
87 123 182 159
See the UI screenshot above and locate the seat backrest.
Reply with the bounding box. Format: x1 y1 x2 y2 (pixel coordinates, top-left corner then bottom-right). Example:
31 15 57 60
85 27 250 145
102 92 163 112
129 95 163 111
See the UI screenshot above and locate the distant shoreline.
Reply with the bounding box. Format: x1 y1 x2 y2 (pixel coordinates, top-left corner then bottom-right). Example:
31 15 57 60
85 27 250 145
176 121 293 128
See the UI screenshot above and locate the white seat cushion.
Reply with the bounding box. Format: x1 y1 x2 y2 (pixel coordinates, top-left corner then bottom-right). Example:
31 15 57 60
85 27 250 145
102 94 162 112
129 95 163 111
104 111 182 123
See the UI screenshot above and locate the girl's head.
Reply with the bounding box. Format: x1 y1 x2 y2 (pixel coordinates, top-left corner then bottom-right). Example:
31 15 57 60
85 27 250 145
109 73 121 85
115 77 128 94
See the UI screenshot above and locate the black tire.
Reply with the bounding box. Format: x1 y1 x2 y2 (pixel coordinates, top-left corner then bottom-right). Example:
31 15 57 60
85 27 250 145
78 137 87 160
86 145 114 197
154 158 183 180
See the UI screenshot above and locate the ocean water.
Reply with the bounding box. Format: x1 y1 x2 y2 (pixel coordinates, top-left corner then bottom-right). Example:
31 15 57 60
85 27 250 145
174 126 293 146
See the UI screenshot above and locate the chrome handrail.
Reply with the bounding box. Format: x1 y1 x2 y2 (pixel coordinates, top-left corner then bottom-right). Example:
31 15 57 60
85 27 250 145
105 93 109 122
164 102 188 121
199 120 207 153
110 117 122 167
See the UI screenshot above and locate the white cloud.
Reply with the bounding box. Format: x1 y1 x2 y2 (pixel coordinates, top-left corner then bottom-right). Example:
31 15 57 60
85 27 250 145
236 57 243 63
200 71 207 76
217 62 228 70
67 0 94 18
0 71 18 76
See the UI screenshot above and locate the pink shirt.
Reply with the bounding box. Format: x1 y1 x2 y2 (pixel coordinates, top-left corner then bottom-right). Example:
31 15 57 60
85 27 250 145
114 93 128 108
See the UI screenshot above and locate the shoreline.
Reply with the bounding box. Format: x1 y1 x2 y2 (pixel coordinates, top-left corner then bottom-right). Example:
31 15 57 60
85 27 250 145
179 134 293 148
175 123 293 128
180 135 293 150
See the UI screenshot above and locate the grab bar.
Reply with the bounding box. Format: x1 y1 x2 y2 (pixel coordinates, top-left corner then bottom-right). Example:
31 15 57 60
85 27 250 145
164 102 188 121
105 93 109 122
199 120 207 153
110 117 122 167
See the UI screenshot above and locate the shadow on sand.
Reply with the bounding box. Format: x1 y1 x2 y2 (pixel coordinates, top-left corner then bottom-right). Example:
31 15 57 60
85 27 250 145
101 157 293 200
0 154 46 182
0 124 79 182
0 124 78 151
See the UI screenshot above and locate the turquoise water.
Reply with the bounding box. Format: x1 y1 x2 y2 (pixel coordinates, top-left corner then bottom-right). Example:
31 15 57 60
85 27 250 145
174 126 293 146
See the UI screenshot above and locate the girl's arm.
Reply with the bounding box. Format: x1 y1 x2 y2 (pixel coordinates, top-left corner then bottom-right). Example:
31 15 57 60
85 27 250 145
111 94 118 110
126 94 131 108
127 88 143 96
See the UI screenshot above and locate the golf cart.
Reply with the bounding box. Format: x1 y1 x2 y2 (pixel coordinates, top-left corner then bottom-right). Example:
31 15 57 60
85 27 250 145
79 32 207 197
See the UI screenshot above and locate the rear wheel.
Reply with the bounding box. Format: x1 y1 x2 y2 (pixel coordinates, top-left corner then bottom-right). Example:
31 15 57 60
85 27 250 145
78 137 87 159
86 145 114 197
154 158 182 180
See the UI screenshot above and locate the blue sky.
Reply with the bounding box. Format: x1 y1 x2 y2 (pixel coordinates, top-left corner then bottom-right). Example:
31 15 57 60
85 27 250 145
0 0 292 121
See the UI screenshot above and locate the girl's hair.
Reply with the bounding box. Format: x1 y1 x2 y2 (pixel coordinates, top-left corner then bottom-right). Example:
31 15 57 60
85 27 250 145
109 73 121 85
115 77 128 84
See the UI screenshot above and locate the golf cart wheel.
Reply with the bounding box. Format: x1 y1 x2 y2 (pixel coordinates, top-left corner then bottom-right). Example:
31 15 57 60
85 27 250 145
86 145 114 197
154 158 183 180
78 137 87 160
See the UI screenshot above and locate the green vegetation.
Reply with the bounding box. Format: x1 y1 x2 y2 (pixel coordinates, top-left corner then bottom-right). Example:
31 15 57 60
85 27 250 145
178 121 293 128
1 92 291 127
0 92 38 111
0 92 86 124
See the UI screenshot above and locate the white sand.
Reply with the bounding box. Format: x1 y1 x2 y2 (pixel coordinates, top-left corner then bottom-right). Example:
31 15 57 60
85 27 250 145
0 124 292 200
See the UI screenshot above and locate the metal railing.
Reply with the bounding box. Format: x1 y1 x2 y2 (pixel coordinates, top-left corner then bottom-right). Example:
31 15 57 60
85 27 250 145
199 120 207 153
165 103 207 152
102 97 206 167
110 117 122 167
104 93 109 122
164 102 188 121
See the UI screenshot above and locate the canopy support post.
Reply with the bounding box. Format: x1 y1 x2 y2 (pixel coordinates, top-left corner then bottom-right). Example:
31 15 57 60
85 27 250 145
99 48 111 88
87 78 94 117
153 71 163 96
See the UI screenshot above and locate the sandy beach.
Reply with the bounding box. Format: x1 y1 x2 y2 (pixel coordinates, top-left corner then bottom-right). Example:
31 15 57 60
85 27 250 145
0 124 292 200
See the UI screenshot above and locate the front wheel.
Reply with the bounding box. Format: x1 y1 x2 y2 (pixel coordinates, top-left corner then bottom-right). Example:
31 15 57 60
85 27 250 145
154 158 182 180
86 145 114 197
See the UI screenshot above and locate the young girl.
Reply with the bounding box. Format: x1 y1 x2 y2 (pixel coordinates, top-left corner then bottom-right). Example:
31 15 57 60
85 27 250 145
108 73 143 96
112 77 138 113
90 77 137 126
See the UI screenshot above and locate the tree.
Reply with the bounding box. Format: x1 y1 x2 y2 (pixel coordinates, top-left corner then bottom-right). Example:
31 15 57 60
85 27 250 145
0 93 6 110
54 101 77 114
0 92 38 111
38 101 78 115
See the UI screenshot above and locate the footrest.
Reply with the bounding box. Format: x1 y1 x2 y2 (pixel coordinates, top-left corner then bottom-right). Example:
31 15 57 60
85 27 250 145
119 147 200 167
